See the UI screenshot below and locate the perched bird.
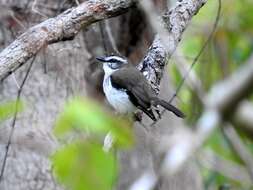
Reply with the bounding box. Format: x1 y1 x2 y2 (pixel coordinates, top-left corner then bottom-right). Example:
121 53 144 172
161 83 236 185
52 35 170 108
97 55 185 121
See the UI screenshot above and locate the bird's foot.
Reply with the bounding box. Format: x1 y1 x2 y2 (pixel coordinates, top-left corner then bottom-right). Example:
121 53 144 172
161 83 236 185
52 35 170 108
133 111 143 122
154 107 161 119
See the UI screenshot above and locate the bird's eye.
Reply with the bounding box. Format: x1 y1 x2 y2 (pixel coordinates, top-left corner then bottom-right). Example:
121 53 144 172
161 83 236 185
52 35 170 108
110 62 120 69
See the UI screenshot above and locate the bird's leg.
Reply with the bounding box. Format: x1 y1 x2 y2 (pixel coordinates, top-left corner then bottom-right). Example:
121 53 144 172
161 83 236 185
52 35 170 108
154 105 161 119
133 110 143 122
150 100 162 121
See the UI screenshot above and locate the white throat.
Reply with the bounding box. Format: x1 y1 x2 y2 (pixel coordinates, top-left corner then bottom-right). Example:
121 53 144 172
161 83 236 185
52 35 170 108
103 64 117 78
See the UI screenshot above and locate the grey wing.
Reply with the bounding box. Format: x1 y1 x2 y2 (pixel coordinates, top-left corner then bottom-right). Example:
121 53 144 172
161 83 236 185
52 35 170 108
111 67 157 120
110 67 154 102
110 67 143 89
128 85 157 121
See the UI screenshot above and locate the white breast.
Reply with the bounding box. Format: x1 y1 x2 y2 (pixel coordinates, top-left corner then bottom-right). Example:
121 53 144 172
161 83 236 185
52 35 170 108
103 76 136 114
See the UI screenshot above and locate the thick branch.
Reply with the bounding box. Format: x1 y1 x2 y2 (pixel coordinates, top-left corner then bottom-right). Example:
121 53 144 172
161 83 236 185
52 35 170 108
129 1 209 189
138 0 207 93
0 0 134 80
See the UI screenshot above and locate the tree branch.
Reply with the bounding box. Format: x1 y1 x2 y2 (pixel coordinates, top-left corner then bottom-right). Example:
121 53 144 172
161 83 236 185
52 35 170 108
162 53 253 176
138 0 207 93
0 0 134 81
199 149 252 185
223 125 253 182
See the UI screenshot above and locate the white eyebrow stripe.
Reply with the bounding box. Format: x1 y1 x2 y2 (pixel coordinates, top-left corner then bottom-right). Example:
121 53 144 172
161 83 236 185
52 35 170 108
105 56 127 63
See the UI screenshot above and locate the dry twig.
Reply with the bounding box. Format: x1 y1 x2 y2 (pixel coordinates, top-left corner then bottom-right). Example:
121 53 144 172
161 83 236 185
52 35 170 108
0 56 36 182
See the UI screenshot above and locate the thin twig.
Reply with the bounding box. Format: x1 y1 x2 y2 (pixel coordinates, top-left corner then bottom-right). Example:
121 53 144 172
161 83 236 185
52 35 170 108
32 0 48 18
75 0 80 6
11 73 20 90
10 12 26 29
168 0 221 104
99 19 120 55
104 19 120 55
99 21 109 55
173 50 205 102
0 56 36 182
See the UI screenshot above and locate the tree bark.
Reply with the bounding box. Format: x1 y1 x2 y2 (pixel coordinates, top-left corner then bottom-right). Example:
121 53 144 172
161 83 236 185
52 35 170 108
0 0 208 189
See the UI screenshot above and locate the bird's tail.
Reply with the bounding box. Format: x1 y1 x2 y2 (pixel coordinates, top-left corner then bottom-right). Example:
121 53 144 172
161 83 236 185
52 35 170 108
152 98 185 118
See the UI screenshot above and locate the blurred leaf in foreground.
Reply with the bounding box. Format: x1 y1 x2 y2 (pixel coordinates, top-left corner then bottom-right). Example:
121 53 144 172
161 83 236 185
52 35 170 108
52 141 117 190
53 97 134 190
54 97 133 147
0 101 23 122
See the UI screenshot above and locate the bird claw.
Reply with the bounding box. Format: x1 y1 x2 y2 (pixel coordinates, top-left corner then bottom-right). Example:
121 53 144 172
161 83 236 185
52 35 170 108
155 109 161 119
134 111 143 122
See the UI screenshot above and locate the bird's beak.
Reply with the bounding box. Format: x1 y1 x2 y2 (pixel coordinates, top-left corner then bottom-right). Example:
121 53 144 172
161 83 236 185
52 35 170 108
96 56 106 62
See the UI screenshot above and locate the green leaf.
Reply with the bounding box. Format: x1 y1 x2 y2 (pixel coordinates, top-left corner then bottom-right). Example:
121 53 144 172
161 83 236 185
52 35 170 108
52 141 117 190
54 97 133 147
0 101 23 122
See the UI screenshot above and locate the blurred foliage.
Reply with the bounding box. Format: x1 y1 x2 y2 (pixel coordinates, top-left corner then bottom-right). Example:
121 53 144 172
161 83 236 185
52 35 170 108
52 141 117 190
0 101 23 122
170 0 253 189
52 97 133 190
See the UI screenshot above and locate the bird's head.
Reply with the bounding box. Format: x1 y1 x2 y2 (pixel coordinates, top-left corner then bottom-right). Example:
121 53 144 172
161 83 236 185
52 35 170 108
96 55 128 75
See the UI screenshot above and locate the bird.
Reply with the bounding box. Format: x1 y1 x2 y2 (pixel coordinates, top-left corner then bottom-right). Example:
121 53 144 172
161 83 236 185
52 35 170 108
96 55 185 121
